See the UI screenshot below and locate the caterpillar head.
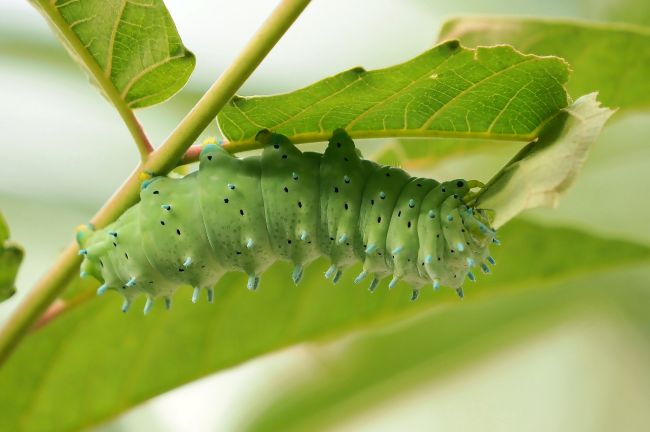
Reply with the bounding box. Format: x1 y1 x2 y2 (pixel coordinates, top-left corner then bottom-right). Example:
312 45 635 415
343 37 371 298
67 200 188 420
76 224 111 282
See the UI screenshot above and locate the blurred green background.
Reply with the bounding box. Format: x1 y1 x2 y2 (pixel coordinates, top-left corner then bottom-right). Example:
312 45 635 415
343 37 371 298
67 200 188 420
1 0 649 431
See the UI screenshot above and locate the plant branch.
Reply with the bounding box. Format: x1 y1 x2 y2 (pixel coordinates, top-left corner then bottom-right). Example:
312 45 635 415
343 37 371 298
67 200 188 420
180 145 206 165
0 0 312 367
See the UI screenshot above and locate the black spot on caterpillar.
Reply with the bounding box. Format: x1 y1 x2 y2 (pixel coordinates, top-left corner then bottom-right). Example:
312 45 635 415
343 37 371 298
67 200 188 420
77 129 498 314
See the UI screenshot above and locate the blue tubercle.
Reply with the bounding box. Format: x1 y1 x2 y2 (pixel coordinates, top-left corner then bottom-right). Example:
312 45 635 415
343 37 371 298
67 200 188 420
354 270 368 284
140 179 155 190
324 265 337 279
247 275 260 291
292 265 303 285
200 144 219 156
368 277 379 292
192 286 201 303
207 288 214 304
143 297 154 315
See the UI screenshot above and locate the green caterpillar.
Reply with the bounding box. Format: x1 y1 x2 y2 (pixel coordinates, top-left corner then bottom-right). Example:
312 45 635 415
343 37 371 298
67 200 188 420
77 129 498 314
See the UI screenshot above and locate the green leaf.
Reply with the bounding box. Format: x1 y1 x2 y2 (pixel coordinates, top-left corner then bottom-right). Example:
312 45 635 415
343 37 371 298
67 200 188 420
218 41 569 147
0 212 23 302
242 262 650 432
439 17 650 111
29 0 195 109
475 93 614 228
0 219 646 430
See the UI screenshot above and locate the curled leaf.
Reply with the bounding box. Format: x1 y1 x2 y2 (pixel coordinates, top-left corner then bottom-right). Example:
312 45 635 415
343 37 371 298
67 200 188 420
475 93 615 228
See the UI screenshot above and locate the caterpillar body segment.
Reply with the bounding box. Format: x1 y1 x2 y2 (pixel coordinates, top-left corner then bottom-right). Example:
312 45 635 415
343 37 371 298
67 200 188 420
198 146 273 281
385 177 439 288
357 165 411 282
258 131 321 267
78 129 498 313
318 129 368 270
